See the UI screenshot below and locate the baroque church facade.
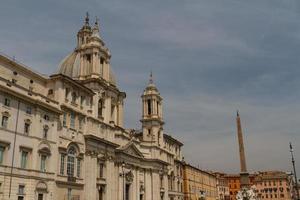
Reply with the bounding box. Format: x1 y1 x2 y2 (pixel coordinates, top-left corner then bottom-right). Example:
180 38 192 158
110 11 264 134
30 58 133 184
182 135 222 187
0 14 184 200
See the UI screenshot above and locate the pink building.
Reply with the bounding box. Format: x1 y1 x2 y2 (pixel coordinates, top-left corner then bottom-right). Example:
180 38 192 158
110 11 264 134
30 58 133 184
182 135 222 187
254 171 292 200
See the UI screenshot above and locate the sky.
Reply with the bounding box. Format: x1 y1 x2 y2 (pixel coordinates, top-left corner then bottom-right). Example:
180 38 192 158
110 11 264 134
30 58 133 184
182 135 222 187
0 0 300 175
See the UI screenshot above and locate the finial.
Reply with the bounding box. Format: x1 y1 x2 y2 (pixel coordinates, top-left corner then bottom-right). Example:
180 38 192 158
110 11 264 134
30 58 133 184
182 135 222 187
149 71 153 84
93 16 99 31
85 12 90 25
237 110 240 117
290 142 293 151
95 16 99 26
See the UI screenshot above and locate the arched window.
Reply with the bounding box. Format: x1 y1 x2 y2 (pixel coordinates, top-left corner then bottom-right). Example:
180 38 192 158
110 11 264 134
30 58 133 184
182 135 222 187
98 99 103 118
67 147 76 177
147 99 151 115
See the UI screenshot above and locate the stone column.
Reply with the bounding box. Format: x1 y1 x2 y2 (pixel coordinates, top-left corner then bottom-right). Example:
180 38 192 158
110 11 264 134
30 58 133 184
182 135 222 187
161 103 163 119
135 168 140 200
163 174 168 200
119 164 125 200
54 81 64 102
145 169 152 200
152 99 155 115
152 171 160 200
103 61 110 82
92 95 98 119
144 100 147 116
104 96 111 124
84 154 97 200
117 101 124 127
80 54 84 79
106 159 114 199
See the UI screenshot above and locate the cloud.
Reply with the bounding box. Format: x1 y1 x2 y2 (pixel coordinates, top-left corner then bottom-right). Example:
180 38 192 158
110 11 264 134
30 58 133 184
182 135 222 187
0 0 300 174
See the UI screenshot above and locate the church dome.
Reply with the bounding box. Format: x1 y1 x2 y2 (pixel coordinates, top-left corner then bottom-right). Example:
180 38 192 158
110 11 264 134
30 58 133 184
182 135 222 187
58 51 81 79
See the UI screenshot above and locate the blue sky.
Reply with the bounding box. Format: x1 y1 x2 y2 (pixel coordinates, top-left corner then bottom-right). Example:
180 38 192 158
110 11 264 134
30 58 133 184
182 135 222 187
1 0 300 174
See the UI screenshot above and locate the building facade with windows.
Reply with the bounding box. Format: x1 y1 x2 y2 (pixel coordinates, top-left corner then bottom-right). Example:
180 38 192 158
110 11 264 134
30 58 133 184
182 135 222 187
225 174 255 200
0 14 184 200
254 171 292 200
214 172 229 200
182 163 218 200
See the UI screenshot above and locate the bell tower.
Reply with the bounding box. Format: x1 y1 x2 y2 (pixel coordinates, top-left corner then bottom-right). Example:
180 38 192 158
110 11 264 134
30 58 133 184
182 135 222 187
140 73 164 146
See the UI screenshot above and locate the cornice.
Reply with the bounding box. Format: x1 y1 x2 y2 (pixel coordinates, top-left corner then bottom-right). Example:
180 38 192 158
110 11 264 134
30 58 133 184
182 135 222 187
0 53 48 82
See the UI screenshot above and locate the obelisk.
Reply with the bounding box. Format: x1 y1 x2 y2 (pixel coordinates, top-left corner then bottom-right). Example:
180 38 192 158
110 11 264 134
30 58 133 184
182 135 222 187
236 111 250 189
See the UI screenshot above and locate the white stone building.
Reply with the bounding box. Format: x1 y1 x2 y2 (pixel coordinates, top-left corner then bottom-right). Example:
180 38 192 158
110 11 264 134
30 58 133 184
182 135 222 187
0 14 184 200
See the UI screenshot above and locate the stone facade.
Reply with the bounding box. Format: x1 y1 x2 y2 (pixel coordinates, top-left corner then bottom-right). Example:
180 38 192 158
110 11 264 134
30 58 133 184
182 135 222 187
214 173 229 200
183 164 218 200
0 14 184 200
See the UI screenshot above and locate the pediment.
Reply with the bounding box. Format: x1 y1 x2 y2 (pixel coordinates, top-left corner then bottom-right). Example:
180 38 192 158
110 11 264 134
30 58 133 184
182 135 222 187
120 142 144 158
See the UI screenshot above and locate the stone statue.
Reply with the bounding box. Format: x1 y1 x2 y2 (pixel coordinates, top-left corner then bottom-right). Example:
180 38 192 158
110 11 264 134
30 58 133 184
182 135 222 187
236 186 257 200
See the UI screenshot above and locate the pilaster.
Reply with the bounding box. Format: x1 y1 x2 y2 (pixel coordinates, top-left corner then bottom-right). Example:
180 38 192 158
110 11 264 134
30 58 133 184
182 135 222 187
84 154 97 200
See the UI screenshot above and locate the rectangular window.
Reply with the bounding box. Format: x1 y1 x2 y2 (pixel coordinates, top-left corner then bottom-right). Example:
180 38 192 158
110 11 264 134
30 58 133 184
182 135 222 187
70 112 75 128
67 156 75 177
40 155 47 172
160 176 163 188
24 123 30 135
63 113 67 127
20 151 28 169
65 88 69 99
79 118 83 130
26 106 32 114
4 98 10 107
60 154 65 175
0 146 4 164
99 163 104 178
77 158 81 177
43 126 48 139
18 185 25 194
68 188 72 200
38 193 43 200
80 96 85 106
1 116 8 128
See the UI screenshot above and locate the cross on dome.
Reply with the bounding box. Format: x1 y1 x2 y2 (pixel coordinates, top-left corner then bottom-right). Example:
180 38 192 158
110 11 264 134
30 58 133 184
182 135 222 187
85 12 90 25
149 71 153 84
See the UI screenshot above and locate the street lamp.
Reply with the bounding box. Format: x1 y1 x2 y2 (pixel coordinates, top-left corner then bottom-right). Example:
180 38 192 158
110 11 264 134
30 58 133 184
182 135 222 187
290 142 300 200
